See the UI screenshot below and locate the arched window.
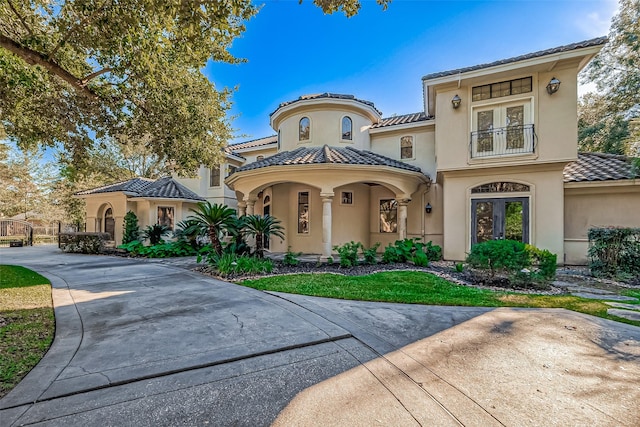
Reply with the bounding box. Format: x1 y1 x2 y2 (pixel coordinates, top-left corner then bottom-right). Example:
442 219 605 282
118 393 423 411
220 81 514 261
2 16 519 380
341 116 352 140
400 136 413 159
299 117 310 141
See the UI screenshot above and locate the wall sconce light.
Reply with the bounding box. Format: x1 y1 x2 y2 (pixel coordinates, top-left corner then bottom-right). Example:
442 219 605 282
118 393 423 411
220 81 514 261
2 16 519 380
425 203 432 214
546 77 561 95
451 94 461 109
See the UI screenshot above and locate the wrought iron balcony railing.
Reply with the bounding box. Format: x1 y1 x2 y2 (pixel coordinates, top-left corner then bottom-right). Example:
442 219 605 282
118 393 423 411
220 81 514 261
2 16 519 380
470 124 536 159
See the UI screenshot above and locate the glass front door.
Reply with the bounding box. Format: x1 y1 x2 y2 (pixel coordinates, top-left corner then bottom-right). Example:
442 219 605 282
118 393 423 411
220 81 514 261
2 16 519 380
471 198 529 244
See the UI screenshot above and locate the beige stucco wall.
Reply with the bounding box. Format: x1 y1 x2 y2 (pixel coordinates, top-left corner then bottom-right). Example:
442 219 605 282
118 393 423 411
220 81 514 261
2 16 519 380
83 194 200 246
564 182 640 265
277 108 374 152
370 126 437 182
434 64 581 173
441 165 565 262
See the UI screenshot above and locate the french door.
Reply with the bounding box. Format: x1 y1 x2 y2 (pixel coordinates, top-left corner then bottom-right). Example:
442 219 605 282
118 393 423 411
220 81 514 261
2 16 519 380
471 198 529 244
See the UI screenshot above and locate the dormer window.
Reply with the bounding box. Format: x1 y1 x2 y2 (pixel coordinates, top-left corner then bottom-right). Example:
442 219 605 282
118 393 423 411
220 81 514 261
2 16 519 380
299 117 310 141
341 116 352 140
400 136 413 159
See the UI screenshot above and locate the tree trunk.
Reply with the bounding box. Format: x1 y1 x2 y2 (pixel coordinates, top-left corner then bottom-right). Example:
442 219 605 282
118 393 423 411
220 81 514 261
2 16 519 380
255 232 264 258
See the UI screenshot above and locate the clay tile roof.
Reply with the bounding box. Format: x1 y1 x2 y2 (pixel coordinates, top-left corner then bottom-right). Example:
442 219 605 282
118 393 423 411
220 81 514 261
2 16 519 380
74 177 155 195
75 177 204 201
371 112 431 129
271 93 382 116
422 37 607 81
138 177 205 200
225 135 278 155
563 152 637 182
234 145 426 176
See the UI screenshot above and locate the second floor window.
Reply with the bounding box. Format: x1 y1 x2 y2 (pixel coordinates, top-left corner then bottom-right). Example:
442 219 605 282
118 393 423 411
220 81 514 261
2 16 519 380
342 116 352 140
210 166 220 187
400 136 413 159
227 165 237 177
299 117 310 141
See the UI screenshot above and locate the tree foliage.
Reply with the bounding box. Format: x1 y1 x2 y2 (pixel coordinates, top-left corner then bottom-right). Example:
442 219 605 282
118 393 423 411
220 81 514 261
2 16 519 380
0 0 257 173
579 0 639 155
0 0 387 174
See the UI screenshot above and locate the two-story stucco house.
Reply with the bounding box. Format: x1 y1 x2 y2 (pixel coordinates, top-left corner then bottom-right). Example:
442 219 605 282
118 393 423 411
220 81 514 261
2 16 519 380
77 37 639 264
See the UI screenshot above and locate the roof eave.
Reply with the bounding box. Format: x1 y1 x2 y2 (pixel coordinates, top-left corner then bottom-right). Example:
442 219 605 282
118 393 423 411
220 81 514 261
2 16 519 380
422 43 605 85
369 119 436 134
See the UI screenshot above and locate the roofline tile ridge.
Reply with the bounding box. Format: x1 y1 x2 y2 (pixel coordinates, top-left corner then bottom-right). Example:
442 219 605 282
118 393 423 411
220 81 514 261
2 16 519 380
422 36 607 81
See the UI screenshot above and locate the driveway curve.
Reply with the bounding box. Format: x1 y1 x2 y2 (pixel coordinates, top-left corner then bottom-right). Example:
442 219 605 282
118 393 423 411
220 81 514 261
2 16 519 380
1 246 639 426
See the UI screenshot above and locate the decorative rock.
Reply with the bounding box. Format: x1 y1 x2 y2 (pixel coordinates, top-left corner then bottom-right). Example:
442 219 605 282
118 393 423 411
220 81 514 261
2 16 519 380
573 292 638 301
604 302 640 311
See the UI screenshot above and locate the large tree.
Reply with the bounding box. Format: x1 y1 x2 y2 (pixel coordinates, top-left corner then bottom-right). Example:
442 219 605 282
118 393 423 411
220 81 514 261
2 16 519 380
579 0 639 156
0 0 388 174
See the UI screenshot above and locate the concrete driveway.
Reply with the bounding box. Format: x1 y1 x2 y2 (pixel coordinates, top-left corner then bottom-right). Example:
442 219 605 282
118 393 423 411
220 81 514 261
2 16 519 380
1 246 639 426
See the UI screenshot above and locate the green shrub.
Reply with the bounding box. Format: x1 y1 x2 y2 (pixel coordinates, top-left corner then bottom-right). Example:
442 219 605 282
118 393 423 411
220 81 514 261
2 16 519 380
122 211 140 244
362 243 380 265
333 241 362 267
60 232 110 254
588 227 640 280
424 241 442 261
118 240 200 258
381 238 441 265
210 254 273 276
283 247 301 266
466 240 557 286
526 245 557 281
455 262 464 273
118 240 145 255
466 240 530 278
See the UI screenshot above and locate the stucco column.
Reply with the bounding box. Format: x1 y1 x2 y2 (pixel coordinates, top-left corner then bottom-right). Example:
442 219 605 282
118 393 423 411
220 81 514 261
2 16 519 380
245 198 256 216
237 202 247 217
397 199 409 240
321 193 334 261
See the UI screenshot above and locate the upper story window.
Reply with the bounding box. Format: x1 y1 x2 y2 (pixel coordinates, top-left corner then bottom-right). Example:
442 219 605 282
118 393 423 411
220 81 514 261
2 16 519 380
256 155 264 161
472 77 532 101
299 117 310 141
400 136 413 159
277 129 281 150
471 100 535 158
210 166 220 187
341 116 352 140
227 165 237 177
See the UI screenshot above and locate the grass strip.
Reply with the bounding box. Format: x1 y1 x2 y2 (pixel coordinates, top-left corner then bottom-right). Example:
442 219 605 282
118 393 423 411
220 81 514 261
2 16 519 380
240 271 640 327
0 265 54 398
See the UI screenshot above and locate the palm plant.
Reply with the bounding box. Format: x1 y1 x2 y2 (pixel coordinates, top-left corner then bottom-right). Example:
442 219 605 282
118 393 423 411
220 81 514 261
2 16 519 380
142 224 170 245
243 214 285 258
174 219 202 249
187 202 237 256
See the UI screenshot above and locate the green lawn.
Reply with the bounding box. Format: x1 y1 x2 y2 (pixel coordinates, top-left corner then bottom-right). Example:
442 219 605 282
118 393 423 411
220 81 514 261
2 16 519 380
0 265 54 398
240 271 640 327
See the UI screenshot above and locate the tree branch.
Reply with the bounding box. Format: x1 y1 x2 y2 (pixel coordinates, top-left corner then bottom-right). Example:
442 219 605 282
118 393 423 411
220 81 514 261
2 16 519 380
0 34 98 99
6 0 33 36
82 67 113 84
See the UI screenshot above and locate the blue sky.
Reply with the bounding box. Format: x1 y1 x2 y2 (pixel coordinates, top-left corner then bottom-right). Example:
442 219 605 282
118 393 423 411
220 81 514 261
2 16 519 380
204 0 617 142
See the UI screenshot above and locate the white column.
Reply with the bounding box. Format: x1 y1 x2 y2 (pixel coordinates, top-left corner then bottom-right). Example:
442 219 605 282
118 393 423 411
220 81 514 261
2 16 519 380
321 193 334 261
397 199 409 240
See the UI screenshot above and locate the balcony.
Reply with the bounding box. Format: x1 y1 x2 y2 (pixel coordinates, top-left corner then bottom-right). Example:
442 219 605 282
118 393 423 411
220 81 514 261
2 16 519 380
470 124 536 159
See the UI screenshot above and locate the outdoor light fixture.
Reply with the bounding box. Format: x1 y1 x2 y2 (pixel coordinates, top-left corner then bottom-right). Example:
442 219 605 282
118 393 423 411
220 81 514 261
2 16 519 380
451 94 461 109
425 203 432 214
546 77 561 95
